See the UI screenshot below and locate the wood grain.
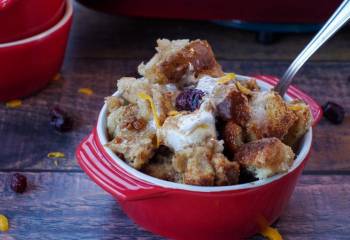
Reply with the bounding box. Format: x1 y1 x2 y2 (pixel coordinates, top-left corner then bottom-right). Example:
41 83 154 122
0 59 349 171
0 173 349 239
68 2 350 61
0 172 162 239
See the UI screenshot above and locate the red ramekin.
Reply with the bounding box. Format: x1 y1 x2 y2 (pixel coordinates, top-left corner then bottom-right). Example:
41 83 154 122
0 0 73 101
0 0 66 43
76 75 322 240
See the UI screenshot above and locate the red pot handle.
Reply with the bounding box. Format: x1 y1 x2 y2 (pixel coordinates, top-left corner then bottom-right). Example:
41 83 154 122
76 130 170 201
253 75 323 126
0 0 17 11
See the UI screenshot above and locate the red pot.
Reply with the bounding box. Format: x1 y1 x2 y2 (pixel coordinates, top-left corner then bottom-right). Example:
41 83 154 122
77 0 341 23
0 0 66 43
0 0 73 101
76 75 322 240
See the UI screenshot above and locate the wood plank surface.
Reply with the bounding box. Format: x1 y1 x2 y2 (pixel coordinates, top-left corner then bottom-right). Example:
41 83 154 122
0 173 349 239
1 60 349 171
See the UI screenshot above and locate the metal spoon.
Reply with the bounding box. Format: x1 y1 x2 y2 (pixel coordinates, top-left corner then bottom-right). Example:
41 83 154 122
274 0 350 96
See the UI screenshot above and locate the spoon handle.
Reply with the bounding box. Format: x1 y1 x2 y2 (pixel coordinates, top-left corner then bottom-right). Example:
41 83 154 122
275 0 350 96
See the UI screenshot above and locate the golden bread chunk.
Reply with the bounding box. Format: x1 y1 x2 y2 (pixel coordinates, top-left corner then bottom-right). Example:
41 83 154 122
246 91 297 140
222 120 245 154
106 104 156 169
142 146 178 182
117 76 178 125
117 77 152 104
284 100 313 146
211 153 240 186
138 39 224 84
216 89 251 125
234 137 295 179
172 146 215 186
105 96 125 113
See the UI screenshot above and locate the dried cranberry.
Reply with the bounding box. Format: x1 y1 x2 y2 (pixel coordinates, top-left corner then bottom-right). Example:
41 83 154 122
175 89 204 111
322 101 345 124
10 173 27 193
50 106 73 132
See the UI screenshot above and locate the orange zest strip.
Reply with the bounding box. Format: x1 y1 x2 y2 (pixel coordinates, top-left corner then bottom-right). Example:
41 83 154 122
5 99 22 108
217 73 236 84
78 88 94 96
260 226 283 240
138 92 160 128
47 152 65 158
257 215 283 240
235 81 252 95
0 214 9 232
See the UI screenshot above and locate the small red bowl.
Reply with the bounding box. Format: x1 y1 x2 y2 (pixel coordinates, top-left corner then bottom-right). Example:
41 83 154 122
76 75 322 240
0 0 73 101
0 0 66 43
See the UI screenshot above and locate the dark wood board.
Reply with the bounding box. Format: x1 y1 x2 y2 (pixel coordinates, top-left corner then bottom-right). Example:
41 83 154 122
0 173 349 239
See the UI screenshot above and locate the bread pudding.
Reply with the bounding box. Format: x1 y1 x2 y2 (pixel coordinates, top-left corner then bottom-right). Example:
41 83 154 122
105 39 313 186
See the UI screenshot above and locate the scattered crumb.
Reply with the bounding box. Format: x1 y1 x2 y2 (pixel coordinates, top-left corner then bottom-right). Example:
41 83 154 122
78 88 94 96
5 99 22 108
47 152 65 158
54 160 59 166
53 73 61 81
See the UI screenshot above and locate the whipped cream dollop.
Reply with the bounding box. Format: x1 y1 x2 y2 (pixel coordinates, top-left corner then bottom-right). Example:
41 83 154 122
195 75 218 95
195 75 237 105
157 100 217 151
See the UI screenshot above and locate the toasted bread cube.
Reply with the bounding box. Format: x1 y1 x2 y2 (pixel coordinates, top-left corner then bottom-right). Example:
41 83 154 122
106 104 156 169
234 138 295 179
246 91 297 140
116 77 152 104
142 146 178 182
150 84 177 124
239 78 260 92
172 146 215 186
117 76 178 125
284 100 313 146
222 120 245 154
138 39 224 85
105 96 125 113
217 90 251 125
212 153 240 186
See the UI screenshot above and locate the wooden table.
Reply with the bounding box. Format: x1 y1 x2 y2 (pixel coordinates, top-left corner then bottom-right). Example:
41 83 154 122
1 2 350 239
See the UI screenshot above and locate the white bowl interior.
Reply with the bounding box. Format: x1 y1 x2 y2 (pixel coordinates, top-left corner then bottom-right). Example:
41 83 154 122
97 74 312 192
